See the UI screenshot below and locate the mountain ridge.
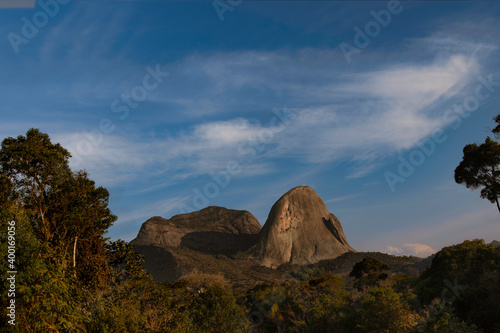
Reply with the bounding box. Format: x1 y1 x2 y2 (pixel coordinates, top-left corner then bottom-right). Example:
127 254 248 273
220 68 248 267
132 186 358 284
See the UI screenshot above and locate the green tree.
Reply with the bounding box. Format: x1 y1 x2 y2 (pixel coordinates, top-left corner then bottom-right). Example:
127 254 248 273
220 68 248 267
454 136 500 214
415 240 500 332
492 114 500 138
47 170 117 289
0 174 14 207
0 129 117 290
106 239 151 282
349 257 390 279
416 299 480 333
0 206 84 332
0 128 71 242
308 286 354 333
355 286 418 332
350 257 390 291
188 284 249 332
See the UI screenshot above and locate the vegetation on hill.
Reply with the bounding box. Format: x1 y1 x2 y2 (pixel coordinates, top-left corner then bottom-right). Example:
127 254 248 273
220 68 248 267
278 251 427 281
1 129 499 332
414 239 500 333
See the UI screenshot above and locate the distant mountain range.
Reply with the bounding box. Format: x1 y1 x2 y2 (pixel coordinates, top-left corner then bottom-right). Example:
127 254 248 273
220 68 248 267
130 186 461 289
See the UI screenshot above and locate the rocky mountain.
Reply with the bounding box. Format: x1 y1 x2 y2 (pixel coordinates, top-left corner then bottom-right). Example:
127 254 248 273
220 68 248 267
249 186 355 268
131 206 263 281
132 206 261 255
131 186 356 284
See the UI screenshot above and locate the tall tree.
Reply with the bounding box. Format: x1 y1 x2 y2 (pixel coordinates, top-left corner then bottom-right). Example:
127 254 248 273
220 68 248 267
47 170 117 288
454 137 500 213
0 128 71 241
0 129 117 289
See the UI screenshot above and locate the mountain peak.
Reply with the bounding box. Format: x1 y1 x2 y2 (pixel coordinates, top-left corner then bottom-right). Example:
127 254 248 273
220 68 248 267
250 186 355 267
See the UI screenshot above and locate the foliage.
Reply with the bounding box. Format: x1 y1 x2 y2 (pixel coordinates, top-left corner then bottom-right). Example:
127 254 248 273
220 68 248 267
280 251 427 282
307 286 354 332
355 286 419 332
0 128 72 242
45 170 117 290
492 113 500 138
106 239 151 282
455 137 500 213
81 277 249 333
0 129 117 291
350 256 390 279
0 206 84 332
415 239 500 332
350 257 391 291
0 174 14 207
416 299 480 333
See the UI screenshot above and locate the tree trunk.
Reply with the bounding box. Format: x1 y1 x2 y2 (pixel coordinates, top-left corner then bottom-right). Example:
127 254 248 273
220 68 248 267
73 236 78 267
39 207 49 242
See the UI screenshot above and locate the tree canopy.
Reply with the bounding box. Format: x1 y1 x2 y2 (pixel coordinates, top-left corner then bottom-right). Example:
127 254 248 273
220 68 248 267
349 257 390 279
455 114 500 214
0 128 117 289
0 128 72 241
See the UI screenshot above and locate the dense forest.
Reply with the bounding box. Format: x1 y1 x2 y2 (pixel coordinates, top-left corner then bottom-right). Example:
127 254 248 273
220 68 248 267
1 129 499 332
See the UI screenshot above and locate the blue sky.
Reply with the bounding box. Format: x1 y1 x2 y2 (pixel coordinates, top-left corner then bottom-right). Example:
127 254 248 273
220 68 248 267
1 0 500 257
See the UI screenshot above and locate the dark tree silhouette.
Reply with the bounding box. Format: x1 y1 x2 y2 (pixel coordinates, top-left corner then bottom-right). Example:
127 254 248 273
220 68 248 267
349 257 390 279
455 137 500 214
492 114 500 138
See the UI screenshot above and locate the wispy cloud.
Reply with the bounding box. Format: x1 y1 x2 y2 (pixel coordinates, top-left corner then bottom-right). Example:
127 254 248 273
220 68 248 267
53 118 277 187
55 44 482 188
326 194 359 203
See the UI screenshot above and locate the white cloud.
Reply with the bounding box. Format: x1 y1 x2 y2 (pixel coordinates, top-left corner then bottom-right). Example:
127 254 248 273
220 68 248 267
43 30 490 189
384 243 436 257
186 51 478 166
193 119 264 147
55 49 481 188
346 55 475 104
53 118 276 188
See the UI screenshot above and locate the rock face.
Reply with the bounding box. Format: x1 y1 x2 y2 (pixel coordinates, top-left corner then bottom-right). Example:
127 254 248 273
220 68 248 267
131 187 355 282
250 186 355 268
132 206 262 255
131 206 262 282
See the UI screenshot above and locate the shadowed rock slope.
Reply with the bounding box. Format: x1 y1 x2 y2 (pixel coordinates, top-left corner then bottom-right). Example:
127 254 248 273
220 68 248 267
131 187 356 285
132 206 261 255
131 206 263 282
249 186 355 268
